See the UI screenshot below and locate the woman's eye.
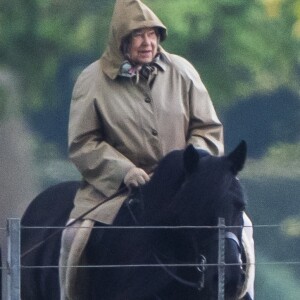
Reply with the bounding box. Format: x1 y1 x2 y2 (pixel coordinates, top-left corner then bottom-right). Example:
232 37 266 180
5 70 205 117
132 31 143 38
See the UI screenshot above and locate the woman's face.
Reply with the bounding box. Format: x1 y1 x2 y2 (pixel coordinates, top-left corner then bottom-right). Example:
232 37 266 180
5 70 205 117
128 27 158 65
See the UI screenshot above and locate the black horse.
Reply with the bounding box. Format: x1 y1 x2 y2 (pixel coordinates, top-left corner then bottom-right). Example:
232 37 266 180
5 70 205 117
21 142 250 300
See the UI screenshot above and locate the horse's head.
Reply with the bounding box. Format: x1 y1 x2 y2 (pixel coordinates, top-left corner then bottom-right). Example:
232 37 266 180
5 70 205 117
175 141 247 299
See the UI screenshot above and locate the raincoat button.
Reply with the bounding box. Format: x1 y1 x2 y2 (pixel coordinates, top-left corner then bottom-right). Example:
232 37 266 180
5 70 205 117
152 129 158 136
145 97 151 103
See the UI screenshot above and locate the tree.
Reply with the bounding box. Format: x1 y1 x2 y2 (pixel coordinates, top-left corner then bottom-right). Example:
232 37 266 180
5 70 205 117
1 0 299 112
144 0 300 107
0 0 113 112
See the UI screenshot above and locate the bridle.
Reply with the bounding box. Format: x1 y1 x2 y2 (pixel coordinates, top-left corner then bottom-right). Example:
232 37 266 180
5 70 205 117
152 231 242 292
125 189 244 294
152 251 207 291
125 192 205 290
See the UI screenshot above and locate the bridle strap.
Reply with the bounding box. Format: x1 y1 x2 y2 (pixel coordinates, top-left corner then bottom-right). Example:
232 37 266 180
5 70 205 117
225 231 241 252
125 192 243 292
152 253 201 290
198 230 242 255
152 232 242 291
125 192 204 290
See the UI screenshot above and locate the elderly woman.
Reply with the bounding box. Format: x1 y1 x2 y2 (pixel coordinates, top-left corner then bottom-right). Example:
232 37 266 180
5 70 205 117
59 0 254 299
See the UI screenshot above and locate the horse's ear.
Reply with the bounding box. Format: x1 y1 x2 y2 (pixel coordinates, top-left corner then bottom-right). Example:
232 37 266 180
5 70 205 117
184 144 200 174
227 140 247 175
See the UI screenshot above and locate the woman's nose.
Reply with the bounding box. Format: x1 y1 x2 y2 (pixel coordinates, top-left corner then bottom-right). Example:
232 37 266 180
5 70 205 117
142 34 151 45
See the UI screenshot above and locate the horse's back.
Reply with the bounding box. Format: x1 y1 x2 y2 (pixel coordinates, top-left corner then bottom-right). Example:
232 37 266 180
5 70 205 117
22 181 79 227
21 181 79 300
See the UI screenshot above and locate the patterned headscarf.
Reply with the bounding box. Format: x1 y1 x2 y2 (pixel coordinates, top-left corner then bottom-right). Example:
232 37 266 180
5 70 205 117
118 55 160 84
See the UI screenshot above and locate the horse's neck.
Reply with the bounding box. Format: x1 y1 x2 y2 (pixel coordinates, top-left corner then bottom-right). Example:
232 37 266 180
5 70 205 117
141 154 185 224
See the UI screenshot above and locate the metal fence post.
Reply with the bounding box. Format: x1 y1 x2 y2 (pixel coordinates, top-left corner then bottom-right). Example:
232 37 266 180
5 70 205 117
7 218 21 300
218 217 225 300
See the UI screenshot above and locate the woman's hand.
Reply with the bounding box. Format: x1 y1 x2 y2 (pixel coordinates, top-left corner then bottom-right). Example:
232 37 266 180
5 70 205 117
124 167 150 188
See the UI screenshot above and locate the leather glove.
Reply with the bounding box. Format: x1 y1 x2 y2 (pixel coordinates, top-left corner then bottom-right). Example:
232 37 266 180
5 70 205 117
124 167 150 188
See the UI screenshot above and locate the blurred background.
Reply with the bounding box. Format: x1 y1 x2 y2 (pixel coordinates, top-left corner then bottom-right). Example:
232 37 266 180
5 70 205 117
0 0 299 298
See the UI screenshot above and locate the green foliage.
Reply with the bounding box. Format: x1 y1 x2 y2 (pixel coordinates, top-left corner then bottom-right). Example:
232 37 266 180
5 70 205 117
242 142 300 178
256 252 300 300
0 0 113 112
1 0 299 110
281 215 300 238
145 0 299 107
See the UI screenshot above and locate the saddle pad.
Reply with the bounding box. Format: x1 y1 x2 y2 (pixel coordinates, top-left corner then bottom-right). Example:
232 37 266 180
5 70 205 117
66 219 95 300
239 223 255 299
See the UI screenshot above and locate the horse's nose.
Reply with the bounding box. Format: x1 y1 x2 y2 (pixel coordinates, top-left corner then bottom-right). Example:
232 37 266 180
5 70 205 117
241 270 246 283
225 267 244 298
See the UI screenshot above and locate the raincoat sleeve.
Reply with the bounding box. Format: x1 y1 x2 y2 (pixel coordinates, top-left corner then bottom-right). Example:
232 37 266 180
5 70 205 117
185 64 224 156
68 66 135 197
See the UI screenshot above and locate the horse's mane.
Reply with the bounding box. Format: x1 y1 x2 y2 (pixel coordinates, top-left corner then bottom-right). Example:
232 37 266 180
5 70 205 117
144 148 211 201
154 145 247 240
140 148 223 225
136 150 184 224
144 150 185 199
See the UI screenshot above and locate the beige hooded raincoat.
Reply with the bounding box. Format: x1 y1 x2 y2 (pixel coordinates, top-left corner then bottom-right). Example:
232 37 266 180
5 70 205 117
68 0 224 224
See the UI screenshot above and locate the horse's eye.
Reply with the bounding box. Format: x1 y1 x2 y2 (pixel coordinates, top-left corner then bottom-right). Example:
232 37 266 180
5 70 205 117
235 200 245 211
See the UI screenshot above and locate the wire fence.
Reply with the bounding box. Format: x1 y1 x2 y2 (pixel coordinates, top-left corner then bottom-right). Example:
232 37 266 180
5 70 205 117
2 222 300 264
1 219 300 299
3 225 300 269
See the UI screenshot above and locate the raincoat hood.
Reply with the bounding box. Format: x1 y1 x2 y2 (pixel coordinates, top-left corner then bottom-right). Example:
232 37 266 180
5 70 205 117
100 0 167 79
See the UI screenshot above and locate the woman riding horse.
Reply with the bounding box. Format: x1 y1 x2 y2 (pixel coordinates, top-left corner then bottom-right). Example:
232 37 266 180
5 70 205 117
59 0 254 299
21 142 253 299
